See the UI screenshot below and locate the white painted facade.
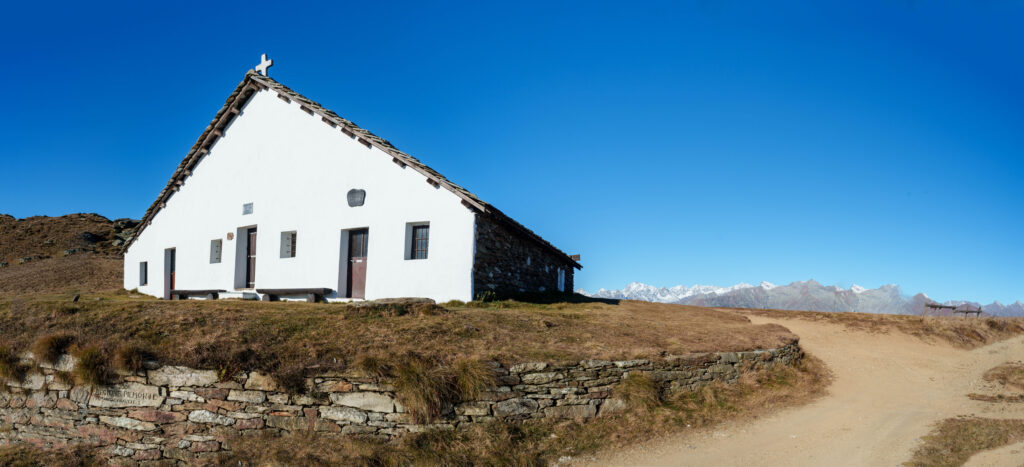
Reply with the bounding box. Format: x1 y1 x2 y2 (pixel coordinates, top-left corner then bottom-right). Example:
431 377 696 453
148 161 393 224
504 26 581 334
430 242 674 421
123 88 477 302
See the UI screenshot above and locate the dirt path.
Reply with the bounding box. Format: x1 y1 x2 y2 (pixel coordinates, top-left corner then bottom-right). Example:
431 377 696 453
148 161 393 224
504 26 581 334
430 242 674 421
589 316 1024 467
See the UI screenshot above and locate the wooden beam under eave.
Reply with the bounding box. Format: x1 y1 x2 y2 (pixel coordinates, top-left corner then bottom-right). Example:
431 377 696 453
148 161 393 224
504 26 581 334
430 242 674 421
277 93 291 103
321 117 336 127
357 137 372 148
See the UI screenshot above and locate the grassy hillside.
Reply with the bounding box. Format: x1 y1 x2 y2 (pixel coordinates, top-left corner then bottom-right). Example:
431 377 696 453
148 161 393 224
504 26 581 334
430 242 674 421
0 293 797 388
0 213 135 294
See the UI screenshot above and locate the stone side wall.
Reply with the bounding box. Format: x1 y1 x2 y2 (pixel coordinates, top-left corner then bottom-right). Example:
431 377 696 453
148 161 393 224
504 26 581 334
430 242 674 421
0 344 800 464
473 215 576 299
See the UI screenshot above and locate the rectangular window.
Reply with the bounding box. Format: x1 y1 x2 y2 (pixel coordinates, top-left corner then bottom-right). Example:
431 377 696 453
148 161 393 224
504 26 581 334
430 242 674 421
210 239 222 263
411 225 429 259
242 202 254 215
139 262 148 286
557 268 566 292
280 231 297 258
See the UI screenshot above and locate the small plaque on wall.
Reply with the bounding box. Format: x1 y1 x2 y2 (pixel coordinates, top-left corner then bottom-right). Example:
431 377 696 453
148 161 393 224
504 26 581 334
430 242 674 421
227 233 234 241
347 189 366 207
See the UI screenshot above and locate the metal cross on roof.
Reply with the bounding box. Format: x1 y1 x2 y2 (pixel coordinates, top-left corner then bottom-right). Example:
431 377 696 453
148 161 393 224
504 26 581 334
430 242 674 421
255 53 273 76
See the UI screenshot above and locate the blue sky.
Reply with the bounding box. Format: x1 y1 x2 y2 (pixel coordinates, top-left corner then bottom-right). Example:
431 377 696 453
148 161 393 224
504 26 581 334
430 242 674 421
1 1 1021 303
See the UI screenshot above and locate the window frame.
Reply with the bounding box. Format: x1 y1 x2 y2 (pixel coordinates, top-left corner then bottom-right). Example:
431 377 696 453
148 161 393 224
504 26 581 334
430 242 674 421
280 231 297 258
411 224 429 260
210 239 223 264
140 261 148 286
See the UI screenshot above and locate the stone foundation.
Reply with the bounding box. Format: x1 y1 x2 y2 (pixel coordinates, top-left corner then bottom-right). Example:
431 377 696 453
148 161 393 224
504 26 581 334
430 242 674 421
0 344 801 463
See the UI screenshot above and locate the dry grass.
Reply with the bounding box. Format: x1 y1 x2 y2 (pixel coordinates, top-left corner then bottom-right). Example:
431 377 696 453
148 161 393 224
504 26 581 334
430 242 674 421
982 362 1024 391
0 444 94 467
0 213 135 295
906 417 1024 467
739 308 1024 349
0 255 123 295
967 393 1024 403
0 293 796 390
112 343 155 373
451 358 497 401
73 346 112 386
363 352 498 423
32 332 75 365
0 345 29 386
613 373 661 411
220 356 830 466
391 353 453 422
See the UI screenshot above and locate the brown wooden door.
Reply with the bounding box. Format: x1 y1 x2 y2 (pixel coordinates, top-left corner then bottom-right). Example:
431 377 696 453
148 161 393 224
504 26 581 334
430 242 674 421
346 229 368 299
168 248 176 290
246 228 257 288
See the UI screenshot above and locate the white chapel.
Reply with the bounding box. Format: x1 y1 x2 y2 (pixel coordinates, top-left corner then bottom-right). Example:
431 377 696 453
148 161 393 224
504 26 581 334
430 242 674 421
123 56 580 302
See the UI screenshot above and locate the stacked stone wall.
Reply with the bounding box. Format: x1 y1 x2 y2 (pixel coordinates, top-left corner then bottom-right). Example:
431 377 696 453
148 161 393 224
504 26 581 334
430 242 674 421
0 344 800 464
473 215 576 299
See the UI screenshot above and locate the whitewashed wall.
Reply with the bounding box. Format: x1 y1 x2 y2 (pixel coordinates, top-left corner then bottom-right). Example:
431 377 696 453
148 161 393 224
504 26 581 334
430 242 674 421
124 89 477 302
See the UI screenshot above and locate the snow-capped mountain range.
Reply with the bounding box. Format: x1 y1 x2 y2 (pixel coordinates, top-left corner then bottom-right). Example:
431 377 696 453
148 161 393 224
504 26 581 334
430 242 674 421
578 280 1024 317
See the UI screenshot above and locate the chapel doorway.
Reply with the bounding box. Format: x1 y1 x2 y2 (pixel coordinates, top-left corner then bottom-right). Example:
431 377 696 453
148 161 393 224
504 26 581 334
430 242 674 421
163 248 176 299
245 227 257 288
346 228 369 299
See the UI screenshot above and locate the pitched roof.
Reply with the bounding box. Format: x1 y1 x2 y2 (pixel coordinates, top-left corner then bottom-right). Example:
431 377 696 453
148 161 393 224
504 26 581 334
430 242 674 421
126 71 581 269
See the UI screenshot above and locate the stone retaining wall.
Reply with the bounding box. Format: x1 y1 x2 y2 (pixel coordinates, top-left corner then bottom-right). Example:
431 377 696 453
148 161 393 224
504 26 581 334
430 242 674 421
0 344 801 464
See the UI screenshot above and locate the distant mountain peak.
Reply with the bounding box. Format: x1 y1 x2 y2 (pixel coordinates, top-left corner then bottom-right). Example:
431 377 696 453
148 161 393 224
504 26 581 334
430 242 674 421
579 280 1022 317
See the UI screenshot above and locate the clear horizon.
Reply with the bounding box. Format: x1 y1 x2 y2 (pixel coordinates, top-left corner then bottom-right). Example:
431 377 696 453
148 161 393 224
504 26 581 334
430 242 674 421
1 1 1021 304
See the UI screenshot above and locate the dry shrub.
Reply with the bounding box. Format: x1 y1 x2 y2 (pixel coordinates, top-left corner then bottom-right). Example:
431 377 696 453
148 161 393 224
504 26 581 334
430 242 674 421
112 344 154 373
613 372 660 410
73 346 111 386
0 345 30 385
982 362 1024 391
907 417 1024 467
32 332 75 365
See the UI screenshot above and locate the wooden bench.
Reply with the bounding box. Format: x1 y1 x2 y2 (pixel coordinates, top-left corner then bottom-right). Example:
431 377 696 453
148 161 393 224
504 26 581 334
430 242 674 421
256 288 333 303
954 307 983 317
170 290 225 300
